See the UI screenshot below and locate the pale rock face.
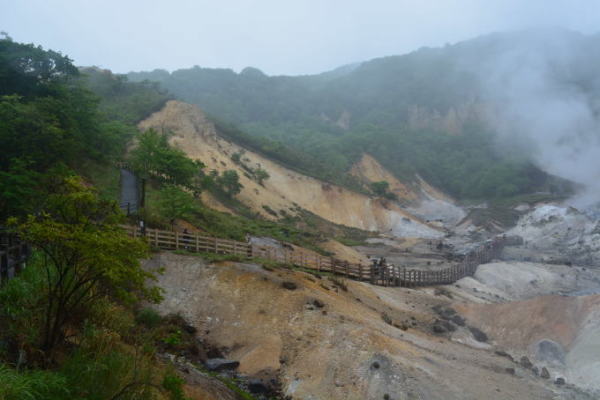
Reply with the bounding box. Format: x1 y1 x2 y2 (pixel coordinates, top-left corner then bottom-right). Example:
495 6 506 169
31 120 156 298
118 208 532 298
139 101 445 238
507 204 600 265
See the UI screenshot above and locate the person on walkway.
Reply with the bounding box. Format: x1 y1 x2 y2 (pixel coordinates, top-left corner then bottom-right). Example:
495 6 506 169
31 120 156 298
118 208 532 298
182 228 192 250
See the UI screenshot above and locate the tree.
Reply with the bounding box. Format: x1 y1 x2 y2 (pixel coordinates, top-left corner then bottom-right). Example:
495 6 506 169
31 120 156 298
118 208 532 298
0 158 40 220
10 176 161 356
0 37 79 98
370 181 390 197
155 185 198 221
217 170 243 196
130 129 203 190
254 168 270 186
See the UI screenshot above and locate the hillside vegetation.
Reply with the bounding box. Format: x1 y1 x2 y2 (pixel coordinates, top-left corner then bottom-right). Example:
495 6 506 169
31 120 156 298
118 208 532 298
0 36 289 400
129 29 593 200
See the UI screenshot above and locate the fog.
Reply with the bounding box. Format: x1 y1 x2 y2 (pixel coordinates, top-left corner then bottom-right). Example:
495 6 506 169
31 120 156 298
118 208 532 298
3 0 600 75
4 1 600 206
470 30 600 208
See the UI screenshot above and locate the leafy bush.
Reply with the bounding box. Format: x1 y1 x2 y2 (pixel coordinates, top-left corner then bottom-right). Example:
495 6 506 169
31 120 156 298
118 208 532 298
162 374 188 400
136 308 163 329
161 330 183 347
0 364 69 400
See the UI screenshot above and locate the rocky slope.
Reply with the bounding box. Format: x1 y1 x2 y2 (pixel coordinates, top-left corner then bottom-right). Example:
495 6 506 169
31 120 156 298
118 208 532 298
505 204 600 266
138 100 445 238
145 252 590 400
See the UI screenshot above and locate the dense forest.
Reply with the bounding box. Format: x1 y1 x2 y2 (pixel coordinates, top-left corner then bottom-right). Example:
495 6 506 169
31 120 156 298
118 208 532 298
0 36 317 400
129 29 600 200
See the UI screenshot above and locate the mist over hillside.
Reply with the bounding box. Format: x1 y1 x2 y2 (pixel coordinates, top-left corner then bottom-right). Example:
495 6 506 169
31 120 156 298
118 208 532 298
129 28 600 202
7 2 600 396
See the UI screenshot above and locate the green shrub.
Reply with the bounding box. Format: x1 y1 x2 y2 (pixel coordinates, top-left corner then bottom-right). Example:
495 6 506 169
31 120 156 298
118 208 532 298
162 373 189 400
136 307 163 329
0 364 69 400
162 330 183 347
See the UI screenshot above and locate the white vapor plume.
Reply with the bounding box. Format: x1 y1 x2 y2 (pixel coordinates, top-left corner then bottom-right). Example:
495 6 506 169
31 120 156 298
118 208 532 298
475 29 600 209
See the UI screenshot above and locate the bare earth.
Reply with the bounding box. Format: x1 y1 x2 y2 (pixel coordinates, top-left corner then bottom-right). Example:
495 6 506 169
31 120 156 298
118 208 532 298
146 252 589 400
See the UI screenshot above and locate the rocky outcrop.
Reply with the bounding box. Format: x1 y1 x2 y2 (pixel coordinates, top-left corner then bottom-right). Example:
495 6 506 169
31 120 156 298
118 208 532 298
506 204 600 266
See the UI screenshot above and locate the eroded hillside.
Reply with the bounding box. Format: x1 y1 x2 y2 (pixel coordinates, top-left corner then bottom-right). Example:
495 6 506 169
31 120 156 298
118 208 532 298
350 154 466 226
139 100 445 238
146 253 586 400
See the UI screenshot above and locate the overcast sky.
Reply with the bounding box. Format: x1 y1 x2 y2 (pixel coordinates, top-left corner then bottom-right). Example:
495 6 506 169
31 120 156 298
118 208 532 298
2 0 600 76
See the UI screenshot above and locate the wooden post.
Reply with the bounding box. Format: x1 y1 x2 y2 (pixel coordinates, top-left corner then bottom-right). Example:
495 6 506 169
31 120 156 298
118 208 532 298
175 232 180 250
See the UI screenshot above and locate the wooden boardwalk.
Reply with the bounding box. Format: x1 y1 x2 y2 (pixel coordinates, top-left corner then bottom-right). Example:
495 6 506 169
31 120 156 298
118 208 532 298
0 233 29 285
124 226 505 288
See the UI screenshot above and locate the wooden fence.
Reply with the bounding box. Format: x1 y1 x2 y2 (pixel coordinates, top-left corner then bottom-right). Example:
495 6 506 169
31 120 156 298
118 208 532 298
0 233 30 285
124 226 505 288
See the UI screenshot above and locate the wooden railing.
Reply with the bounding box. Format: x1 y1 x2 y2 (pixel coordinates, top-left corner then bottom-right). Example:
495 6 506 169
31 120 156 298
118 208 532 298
125 226 505 288
0 233 30 285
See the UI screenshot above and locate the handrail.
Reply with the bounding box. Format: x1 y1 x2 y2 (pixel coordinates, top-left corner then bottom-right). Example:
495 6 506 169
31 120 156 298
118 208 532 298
124 225 505 288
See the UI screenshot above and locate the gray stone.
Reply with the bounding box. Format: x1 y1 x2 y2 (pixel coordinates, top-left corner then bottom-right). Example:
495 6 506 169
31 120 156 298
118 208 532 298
205 358 240 372
282 281 298 290
247 379 268 394
540 367 550 379
535 339 565 365
520 356 533 369
432 319 456 334
468 326 488 342
312 299 325 308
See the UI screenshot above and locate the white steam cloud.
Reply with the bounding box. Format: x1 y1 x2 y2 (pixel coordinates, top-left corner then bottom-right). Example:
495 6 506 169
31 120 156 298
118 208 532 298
474 29 600 208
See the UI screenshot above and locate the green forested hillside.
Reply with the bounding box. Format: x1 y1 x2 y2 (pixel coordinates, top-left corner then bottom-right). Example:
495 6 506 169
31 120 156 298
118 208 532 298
129 29 597 199
0 36 194 400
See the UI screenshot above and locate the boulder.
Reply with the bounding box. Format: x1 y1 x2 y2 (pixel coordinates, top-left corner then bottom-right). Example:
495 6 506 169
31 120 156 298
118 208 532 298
540 367 550 379
247 379 269 394
205 358 240 372
450 315 466 326
468 326 488 342
519 356 533 369
504 235 524 246
494 350 513 361
282 281 298 290
432 319 456 334
312 299 325 308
